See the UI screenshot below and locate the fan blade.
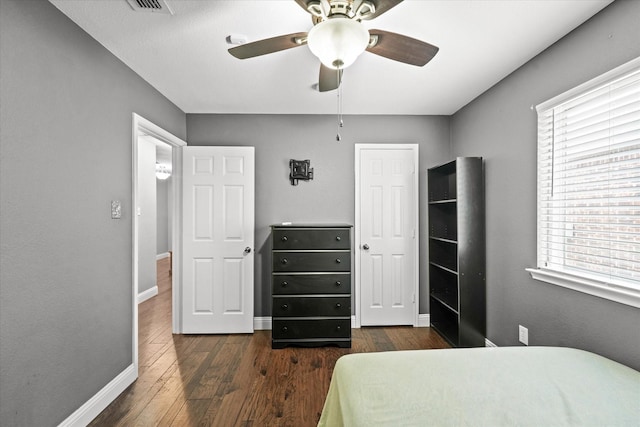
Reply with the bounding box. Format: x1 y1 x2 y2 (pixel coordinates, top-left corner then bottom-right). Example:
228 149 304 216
228 32 307 59
355 0 403 20
366 29 438 66
318 64 342 92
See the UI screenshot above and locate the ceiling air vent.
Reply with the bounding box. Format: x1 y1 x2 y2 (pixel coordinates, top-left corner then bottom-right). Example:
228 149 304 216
126 0 173 15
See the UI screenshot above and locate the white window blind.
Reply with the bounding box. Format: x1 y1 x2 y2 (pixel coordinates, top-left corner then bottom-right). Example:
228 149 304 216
533 58 640 303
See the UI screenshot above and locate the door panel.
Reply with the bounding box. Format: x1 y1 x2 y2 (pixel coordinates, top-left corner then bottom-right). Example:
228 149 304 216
194 258 214 312
358 146 418 326
370 254 383 307
194 186 213 239
182 146 254 333
223 185 244 239
223 257 243 312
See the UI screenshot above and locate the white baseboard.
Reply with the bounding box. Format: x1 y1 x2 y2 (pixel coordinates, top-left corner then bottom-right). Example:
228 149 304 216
137 286 158 304
58 364 136 427
417 313 430 327
156 252 170 260
254 316 272 330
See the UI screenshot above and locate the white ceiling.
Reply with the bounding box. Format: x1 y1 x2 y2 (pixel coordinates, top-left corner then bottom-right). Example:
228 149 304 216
49 0 613 115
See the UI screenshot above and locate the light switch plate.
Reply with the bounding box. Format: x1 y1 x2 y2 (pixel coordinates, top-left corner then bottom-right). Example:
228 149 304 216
111 200 122 219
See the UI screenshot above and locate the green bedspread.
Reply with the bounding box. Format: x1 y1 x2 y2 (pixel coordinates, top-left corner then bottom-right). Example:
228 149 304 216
318 347 640 426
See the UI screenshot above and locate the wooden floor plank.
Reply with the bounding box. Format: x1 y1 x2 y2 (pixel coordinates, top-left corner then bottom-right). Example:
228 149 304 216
131 347 211 426
166 398 212 427
89 258 450 426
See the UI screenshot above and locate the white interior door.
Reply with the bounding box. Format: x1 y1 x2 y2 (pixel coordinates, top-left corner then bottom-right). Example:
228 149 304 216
357 145 418 326
182 146 255 334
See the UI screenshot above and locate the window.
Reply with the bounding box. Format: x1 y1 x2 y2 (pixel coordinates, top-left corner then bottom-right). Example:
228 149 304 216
527 57 640 308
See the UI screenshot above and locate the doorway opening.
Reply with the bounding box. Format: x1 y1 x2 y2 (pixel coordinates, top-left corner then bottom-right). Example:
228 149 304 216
137 134 172 304
132 113 186 374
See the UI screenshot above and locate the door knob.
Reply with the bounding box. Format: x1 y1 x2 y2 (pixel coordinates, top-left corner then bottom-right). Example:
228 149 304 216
244 247 252 254
362 243 370 250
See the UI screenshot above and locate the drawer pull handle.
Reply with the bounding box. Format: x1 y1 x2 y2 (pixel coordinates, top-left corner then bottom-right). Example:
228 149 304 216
336 236 341 241
336 326 342 331
281 281 288 287
281 304 289 310
336 303 341 309
281 236 288 242
335 281 342 287
336 258 341 264
281 258 288 265
282 326 288 333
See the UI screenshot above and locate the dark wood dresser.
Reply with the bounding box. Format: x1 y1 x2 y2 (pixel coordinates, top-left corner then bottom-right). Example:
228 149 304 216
271 224 352 349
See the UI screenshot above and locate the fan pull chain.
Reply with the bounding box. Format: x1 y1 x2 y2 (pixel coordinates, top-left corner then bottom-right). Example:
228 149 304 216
336 68 344 141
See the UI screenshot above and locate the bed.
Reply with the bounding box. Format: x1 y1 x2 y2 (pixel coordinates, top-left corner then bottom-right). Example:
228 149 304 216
318 347 640 426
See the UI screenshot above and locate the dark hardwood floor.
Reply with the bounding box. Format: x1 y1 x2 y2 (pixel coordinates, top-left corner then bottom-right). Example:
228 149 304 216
89 257 450 426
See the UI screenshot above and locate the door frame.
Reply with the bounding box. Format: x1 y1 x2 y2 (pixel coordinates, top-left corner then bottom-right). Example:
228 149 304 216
354 143 420 328
132 113 186 374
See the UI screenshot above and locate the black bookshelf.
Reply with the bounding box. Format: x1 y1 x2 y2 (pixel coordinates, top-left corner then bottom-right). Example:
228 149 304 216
428 157 486 347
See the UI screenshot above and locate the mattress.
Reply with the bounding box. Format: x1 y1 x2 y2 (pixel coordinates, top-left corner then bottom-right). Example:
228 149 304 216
318 346 640 426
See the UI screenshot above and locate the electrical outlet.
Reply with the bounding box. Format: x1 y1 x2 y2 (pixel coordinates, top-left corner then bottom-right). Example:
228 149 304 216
519 325 529 345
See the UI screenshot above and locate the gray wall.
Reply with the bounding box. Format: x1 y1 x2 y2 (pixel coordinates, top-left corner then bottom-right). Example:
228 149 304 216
0 0 186 425
450 0 640 370
186 114 451 317
157 178 170 255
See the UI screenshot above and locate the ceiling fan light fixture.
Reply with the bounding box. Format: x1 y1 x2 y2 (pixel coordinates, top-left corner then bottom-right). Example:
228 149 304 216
307 18 369 70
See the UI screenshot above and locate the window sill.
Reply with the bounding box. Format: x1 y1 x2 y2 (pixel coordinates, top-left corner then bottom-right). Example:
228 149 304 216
526 268 640 309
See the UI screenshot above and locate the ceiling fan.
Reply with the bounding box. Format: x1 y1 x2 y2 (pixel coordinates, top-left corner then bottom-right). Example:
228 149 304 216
228 0 439 92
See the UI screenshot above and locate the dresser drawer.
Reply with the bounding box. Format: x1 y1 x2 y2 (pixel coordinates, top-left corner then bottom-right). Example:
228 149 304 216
273 251 350 272
272 273 350 295
272 319 350 340
273 296 351 317
273 228 350 250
